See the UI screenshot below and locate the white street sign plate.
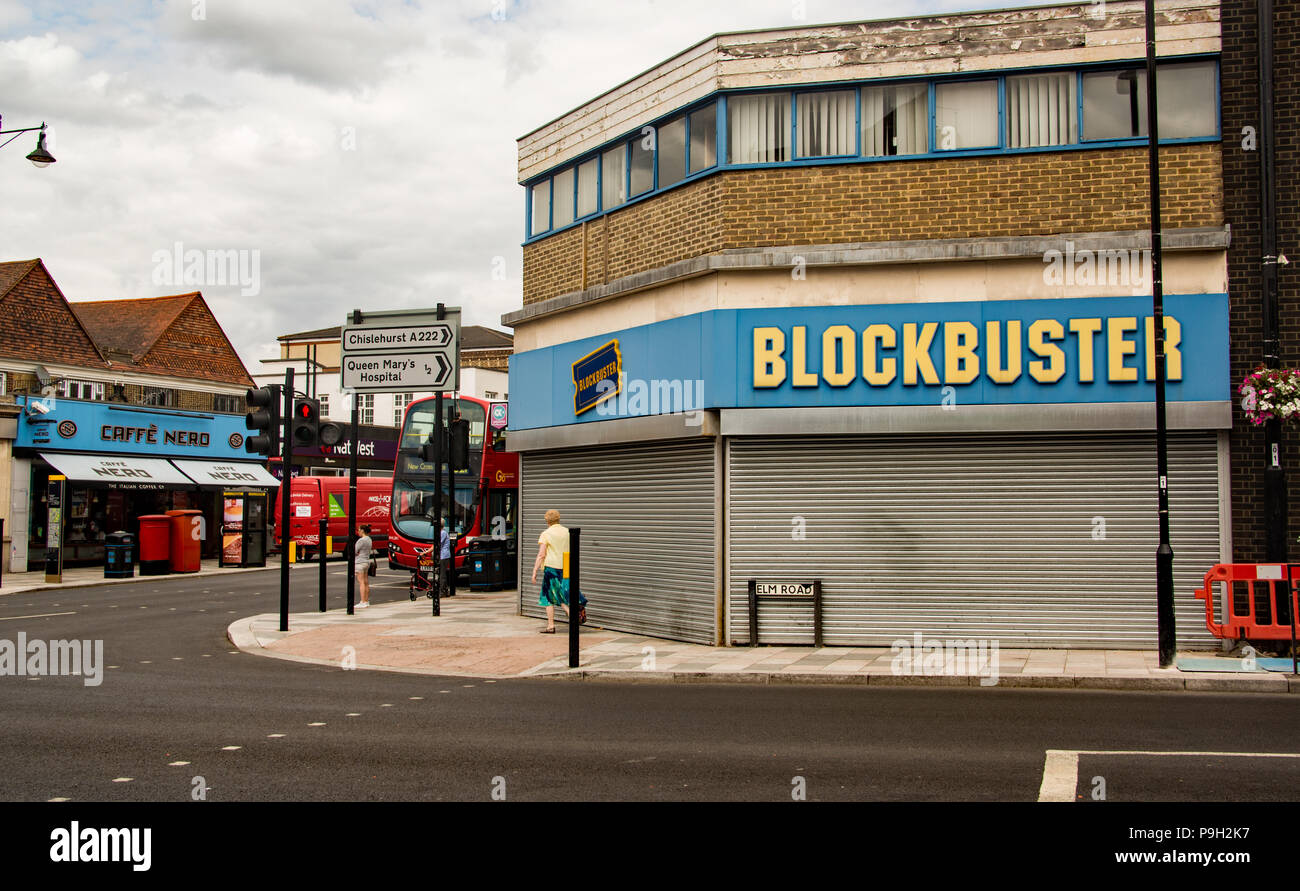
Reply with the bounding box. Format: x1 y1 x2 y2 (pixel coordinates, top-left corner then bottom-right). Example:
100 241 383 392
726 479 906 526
340 309 460 393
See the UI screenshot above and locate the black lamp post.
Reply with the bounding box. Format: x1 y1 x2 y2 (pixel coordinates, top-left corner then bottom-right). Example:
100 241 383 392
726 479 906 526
0 115 56 167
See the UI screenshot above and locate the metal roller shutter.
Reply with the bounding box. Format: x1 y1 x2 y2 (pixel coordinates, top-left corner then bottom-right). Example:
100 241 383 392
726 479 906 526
521 440 719 644
728 432 1222 649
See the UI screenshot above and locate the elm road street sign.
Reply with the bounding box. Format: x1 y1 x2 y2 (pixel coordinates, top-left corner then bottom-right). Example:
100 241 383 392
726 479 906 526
341 310 460 393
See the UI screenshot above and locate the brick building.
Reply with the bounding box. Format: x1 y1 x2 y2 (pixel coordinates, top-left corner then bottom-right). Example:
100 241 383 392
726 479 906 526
505 1 1234 648
1 259 270 572
1219 0 1299 564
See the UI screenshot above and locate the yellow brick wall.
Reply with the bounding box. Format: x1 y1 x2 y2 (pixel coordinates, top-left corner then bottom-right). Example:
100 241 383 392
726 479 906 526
522 144 1222 305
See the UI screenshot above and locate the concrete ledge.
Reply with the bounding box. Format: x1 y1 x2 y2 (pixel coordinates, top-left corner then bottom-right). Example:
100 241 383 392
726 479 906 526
503 227 1231 327
1076 676 1188 692
1183 675 1291 693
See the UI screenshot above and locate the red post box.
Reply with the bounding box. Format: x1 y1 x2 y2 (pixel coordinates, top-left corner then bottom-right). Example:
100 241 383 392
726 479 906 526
165 509 203 573
137 515 173 576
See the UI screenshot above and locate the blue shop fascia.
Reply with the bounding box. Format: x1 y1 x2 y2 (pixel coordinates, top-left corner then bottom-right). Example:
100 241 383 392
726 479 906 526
11 396 276 569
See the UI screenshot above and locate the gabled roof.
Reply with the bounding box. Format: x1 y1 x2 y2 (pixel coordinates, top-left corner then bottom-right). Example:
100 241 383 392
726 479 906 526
71 292 255 387
0 259 109 369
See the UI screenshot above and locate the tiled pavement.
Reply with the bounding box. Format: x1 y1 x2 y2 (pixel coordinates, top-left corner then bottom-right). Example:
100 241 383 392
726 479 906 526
229 586 1300 693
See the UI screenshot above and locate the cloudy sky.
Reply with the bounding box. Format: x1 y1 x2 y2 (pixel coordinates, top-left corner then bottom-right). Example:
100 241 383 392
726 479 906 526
0 0 1063 375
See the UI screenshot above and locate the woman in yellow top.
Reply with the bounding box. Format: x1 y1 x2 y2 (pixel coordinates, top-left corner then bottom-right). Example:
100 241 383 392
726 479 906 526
530 509 585 633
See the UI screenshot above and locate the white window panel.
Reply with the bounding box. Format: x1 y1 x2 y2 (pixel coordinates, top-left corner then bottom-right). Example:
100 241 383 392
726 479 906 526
935 80 999 150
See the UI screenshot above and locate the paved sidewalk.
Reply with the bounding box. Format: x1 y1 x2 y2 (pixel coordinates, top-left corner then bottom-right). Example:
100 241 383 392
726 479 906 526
1 559 276 595
228 587 1300 693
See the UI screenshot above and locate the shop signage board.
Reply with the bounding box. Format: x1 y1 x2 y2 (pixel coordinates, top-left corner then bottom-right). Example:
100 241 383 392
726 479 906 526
341 309 460 394
16 398 252 460
507 293 1231 430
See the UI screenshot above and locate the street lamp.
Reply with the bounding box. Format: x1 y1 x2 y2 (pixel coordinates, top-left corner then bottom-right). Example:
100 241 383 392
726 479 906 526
0 115 56 167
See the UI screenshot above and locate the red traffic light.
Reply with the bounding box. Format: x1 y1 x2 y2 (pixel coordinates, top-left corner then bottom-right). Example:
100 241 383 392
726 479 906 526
298 402 315 419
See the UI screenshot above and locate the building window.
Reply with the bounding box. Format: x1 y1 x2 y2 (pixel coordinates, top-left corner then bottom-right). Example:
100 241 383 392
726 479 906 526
530 179 551 236
935 80 1000 150
393 392 413 426
1007 72 1077 148
577 157 599 218
359 394 374 426
484 390 498 399
861 83 928 156
601 144 627 210
1082 61 1218 141
658 116 687 188
629 135 655 195
728 92 790 164
213 393 242 413
688 103 717 172
796 90 856 158
319 393 330 417
552 167 575 228
0 372 6 395
60 379 104 401
142 387 176 407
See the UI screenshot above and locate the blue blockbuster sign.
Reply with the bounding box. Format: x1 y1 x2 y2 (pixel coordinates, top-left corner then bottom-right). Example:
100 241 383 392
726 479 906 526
15 396 253 460
507 293 1230 431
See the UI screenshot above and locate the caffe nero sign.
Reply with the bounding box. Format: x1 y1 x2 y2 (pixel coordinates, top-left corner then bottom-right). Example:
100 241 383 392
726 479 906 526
16 397 250 461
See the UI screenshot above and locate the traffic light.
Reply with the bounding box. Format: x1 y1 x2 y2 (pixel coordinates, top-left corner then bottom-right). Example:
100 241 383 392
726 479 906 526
292 397 320 448
245 386 280 457
449 418 470 471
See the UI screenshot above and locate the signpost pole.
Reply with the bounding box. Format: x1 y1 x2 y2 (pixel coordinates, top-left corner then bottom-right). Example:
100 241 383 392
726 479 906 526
279 369 293 632
434 302 445 616
319 517 328 612
347 310 362 616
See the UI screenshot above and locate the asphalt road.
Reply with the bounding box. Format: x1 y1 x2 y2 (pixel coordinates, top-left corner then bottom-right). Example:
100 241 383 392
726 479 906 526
1 564 1298 804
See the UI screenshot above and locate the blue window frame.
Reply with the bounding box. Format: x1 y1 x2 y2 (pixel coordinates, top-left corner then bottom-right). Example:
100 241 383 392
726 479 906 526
523 57 1219 242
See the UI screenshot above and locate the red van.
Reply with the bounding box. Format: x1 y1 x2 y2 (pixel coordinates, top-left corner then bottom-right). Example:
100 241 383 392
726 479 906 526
273 475 392 560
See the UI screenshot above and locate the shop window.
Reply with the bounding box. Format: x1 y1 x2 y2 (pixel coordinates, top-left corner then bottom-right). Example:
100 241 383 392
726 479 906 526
728 92 790 164
1007 72 1077 148
935 80 1000 150
552 167 575 228
688 103 717 173
861 83 928 157
601 144 627 210
796 90 856 158
658 116 687 188
1083 61 1217 141
60 379 104 401
576 157 599 218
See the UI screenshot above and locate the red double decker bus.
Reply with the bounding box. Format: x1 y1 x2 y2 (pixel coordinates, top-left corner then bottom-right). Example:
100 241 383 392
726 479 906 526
387 395 518 581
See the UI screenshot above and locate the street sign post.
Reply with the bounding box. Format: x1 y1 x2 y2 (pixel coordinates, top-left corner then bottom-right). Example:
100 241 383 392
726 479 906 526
341 310 460 394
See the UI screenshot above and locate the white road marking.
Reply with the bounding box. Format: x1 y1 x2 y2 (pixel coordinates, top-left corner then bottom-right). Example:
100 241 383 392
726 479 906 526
222 746 242 751
308 722 326 726
381 704 392 707
346 713 361 717
409 696 423 700
112 778 133 783
0 611 76 621
268 734 285 738
1039 749 1300 802
169 761 190 767
48 797 69 802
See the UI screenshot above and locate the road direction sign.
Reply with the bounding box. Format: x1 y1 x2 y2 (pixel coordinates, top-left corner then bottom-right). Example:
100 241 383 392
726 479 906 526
341 308 460 393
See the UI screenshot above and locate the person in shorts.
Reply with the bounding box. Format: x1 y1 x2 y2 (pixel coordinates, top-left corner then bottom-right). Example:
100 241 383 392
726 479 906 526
354 524 373 608
530 509 576 633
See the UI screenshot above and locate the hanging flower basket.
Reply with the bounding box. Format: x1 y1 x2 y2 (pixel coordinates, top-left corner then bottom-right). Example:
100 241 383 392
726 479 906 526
1239 366 1300 426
